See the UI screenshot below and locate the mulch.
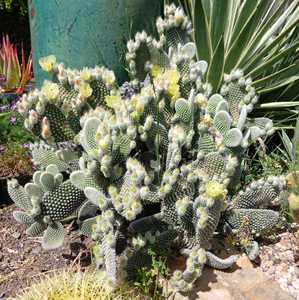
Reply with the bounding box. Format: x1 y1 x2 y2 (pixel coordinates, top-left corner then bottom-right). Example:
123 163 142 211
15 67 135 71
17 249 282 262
0 204 91 298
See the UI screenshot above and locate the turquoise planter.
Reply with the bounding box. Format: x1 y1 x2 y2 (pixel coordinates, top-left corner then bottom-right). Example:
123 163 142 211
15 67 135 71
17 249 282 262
28 0 162 87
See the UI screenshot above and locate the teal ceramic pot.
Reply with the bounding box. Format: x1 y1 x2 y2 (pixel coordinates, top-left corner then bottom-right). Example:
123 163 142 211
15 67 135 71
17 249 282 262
28 0 162 87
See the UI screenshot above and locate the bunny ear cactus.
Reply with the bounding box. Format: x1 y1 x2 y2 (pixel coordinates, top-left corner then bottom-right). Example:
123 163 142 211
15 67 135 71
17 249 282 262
9 4 288 293
8 165 85 250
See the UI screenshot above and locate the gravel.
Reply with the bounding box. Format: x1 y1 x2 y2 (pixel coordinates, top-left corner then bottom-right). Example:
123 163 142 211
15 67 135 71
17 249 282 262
259 225 299 299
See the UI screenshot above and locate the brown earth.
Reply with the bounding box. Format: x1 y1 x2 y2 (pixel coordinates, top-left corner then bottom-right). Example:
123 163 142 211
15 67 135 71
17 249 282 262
0 205 90 298
0 203 298 299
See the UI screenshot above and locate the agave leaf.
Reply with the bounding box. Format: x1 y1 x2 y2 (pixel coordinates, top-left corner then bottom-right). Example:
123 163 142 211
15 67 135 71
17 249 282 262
194 0 212 63
17 49 33 94
207 36 224 92
5 44 20 90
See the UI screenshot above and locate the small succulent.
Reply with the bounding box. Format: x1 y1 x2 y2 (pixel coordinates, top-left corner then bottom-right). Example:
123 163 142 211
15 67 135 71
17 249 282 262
0 35 32 93
8 4 288 293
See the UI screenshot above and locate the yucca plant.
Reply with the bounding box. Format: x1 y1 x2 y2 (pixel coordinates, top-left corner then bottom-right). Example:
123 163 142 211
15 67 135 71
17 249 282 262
0 35 33 94
168 0 299 126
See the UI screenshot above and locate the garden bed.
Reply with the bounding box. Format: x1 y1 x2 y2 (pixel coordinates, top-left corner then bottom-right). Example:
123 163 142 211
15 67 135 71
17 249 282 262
1 203 298 299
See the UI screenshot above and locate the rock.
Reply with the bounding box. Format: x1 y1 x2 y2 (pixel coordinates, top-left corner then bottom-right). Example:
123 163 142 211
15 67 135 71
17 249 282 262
292 279 299 289
11 232 21 239
198 289 233 300
167 256 293 300
31 247 41 255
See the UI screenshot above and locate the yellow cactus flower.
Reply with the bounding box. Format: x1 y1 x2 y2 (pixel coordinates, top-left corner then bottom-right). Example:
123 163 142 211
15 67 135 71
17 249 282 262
150 64 162 78
165 69 181 101
131 94 144 114
103 70 116 86
205 181 226 200
195 94 208 108
165 69 180 85
154 68 181 102
140 85 154 97
105 95 121 108
39 55 56 72
99 139 110 151
98 135 111 151
80 67 92 81
130 111 140 121
79 83 93 98
41 80 59 100
201 114 212 127
168 82 180 101
135 101 144 114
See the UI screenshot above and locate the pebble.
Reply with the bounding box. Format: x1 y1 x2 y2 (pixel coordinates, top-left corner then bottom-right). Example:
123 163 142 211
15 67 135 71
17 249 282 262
11 232 21 239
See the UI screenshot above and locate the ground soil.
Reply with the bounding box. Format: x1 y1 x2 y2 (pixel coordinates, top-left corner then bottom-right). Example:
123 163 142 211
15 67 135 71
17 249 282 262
0 204 91 298
0 202 298 299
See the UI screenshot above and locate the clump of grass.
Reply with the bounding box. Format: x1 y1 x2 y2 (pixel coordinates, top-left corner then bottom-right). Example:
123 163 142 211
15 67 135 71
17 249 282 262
12 269 145 300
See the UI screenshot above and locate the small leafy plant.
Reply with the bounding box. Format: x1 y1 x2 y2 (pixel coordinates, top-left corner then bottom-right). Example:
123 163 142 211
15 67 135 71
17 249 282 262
0 97 34 145
134 248 169 299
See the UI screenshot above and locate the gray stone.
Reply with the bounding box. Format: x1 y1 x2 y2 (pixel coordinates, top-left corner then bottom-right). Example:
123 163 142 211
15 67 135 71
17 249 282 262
167 255 294 300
